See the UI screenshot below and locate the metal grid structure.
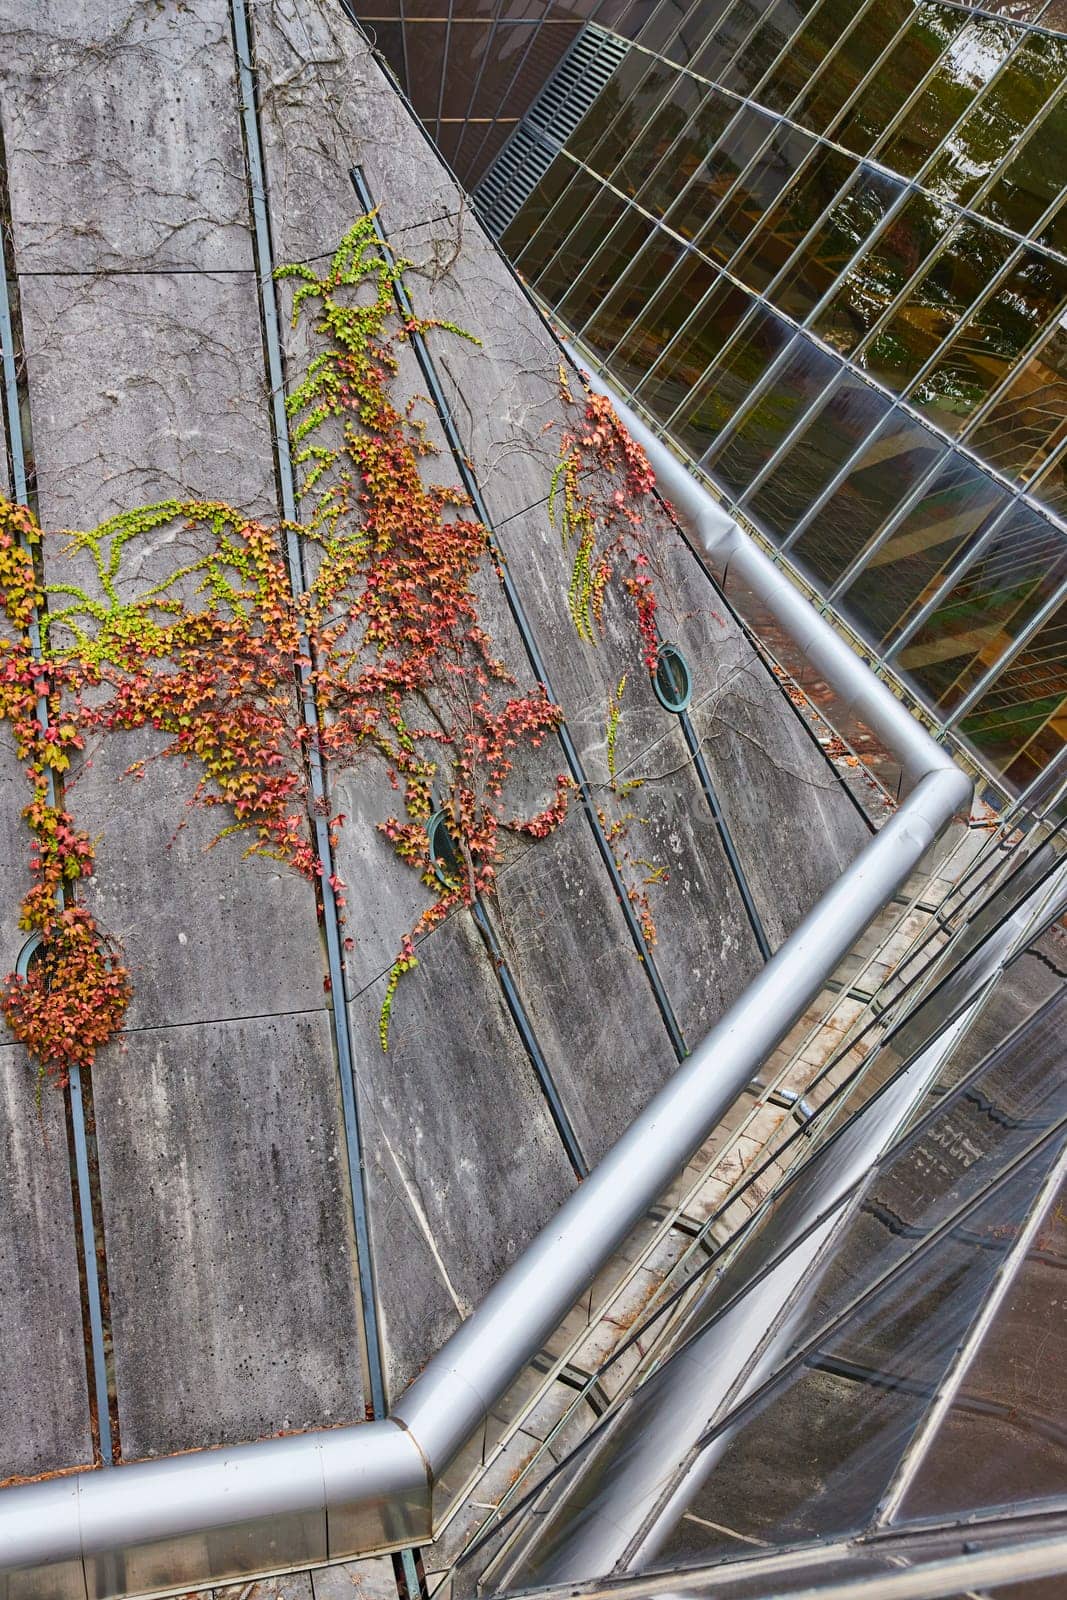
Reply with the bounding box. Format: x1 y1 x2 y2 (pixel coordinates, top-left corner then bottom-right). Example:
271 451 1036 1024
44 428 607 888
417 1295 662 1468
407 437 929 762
483 0 1067 801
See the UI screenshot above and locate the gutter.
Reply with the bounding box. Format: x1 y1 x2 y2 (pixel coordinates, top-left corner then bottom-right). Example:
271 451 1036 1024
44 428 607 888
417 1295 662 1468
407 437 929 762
0 365 971 1600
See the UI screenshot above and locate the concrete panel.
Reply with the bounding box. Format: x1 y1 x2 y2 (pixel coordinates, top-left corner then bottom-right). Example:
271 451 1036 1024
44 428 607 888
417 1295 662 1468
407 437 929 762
93 1012 365 1459
688 658 872 951
486 809 681 1167
252 0 465 266
0 1042 93 1479
20 270 275 526
348 909 577 1395
0 0 252 272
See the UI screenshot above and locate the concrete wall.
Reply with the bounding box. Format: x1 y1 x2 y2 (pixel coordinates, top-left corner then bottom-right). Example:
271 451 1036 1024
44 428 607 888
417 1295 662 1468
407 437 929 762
0 0 870 1479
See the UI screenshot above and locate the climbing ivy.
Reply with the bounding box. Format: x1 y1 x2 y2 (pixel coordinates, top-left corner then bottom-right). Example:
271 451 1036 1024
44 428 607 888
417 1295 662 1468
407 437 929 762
0 215 669 1083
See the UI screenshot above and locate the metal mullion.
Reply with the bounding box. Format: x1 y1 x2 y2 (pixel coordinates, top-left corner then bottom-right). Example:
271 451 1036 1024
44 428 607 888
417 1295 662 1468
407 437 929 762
508 148 584 277
958 310 1066 448
940 572 1067 730
1029 425 1067 497
451 0 502 172
937 0 1067 45
773 0 886 125
822 441 950 594
874 1135 1067 1527
734 365 848 509
743 0 849 106
881 498 1018 664
571 224 690 347
1012 741 1067 818
758 159 888 311
433 0 455 147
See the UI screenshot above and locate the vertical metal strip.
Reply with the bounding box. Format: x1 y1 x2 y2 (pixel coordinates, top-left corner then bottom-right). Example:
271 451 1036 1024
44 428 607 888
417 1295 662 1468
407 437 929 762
679 709 773 961
351 165 688 1062
0 174 115 1465
231 0 388 1420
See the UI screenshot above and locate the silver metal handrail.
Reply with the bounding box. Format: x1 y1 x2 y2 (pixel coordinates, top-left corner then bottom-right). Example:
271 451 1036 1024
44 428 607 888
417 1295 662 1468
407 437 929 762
0 365 972 1600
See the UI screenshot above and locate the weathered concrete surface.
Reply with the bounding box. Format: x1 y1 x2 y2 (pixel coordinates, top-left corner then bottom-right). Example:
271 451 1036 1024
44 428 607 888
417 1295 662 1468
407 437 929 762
0 1043 93 1478
348 908 577 1397
0 0 252 272
92 1012 364 1459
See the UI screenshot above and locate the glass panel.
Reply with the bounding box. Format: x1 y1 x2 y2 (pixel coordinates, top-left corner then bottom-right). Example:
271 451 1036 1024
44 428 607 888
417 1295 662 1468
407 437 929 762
729 143 857 293
896 1165 1067 1523
611 72 707 198
649 1141 1063 1562
756 0 878 116
669 300 793 457
879 18 1019 180
556 206 657 333
965 317 1067 487
844 457 1007 650
706 333 838 499
634 271 753 429
744 373 892 544
834 4 967 158
637 83 738 221
579 232 688 379
567 50 653 164
586 60 682 182
891 504 1067 713
784 166 909 329
1030 441 1067 520
719 0 818 96
535 184 630 306
981 86 1067 249
514 159 601 280
924 33 1067 212
698 122 817 267
790 411 947 591
690 0 774 85
957 596 1067 790
911 250 1067 436
664 105 777 243
791 0 912 135
500 151 576 260
662 0 739 68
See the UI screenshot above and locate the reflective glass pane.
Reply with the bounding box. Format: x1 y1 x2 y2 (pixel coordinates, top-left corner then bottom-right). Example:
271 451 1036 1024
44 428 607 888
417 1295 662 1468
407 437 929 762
910 249 1067 434
879 18 1018 179
1030 441 1067 520
636 83 738 220
535 184 630 305
957 596 1067 789
791 0 912 135
581 232 688 380
925 33 1067 211
662 0 738 68
587 61 682 181
706 333 838 498
557 206 657 332
788 167 911 332
965 317 1067 487
790 413 947 590
669 300 793 456
891 504 1067 712
567 51 658 164
981 86 1067 249
756 0 880 116
896 1164 1067 1522
691 0 775 85
515 160 602 280
834 4 966 158
665 105 777 242
634 271 753 428
843 458 1006 649
698 121 817 267
611 70 707 197
744 372 892 544
729 143 857 292
719 0 819 96
501 151 576 260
